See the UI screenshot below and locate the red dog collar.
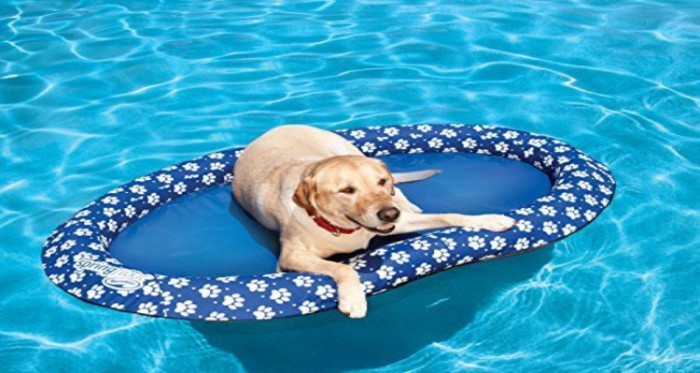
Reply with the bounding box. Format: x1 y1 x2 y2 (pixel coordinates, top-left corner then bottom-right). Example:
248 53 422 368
308 211 361 236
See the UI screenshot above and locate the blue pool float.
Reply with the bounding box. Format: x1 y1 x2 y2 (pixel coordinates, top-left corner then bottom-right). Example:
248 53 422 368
42 124 615 321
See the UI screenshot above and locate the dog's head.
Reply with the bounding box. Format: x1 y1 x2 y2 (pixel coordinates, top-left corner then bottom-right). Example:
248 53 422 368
293 155 400 234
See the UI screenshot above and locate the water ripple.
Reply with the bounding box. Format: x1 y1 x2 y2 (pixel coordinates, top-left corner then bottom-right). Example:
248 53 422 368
2 0 699 372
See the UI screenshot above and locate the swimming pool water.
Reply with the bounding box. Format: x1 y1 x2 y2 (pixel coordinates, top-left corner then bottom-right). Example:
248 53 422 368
1 0 699 372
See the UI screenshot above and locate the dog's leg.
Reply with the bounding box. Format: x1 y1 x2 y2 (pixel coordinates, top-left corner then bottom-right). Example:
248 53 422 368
392 212 515 234
278 244 367 318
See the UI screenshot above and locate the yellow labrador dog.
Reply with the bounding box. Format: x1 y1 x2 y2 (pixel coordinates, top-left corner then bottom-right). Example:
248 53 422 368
233 125 515 318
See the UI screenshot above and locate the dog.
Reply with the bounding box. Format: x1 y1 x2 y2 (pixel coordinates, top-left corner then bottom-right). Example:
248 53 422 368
233 125 515 318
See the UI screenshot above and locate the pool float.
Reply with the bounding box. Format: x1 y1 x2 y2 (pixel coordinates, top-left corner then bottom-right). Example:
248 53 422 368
42 124 615 321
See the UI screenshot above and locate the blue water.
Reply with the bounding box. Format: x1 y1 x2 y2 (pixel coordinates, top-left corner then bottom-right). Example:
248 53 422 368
1 0 699 371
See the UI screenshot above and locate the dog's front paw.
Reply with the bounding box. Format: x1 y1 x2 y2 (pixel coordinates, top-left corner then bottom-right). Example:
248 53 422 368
337 286 367 319
476 214 516 232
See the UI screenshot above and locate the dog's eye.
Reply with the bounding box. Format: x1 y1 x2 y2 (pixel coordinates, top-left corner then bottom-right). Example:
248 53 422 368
339 186 355 194
378 178 387 186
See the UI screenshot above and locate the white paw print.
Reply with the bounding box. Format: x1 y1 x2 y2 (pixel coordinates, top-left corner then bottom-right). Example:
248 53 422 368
270 288 291 304
202 173 217 185
390 251 411 264
147 193 160 206
160 291 174 305
428 137 444 148
360 142 376 153
168 278 190 288
392 277 408 286
514 237 530 251
223 293 245 310
515 207 534 215
377 265 396 280
87 284 105 299
142 282 161 296
503 131 519 139
73 252 98 262
55 255 69 268
577 180 592 191
441 237 457 250
584 194 599 206
101 196 119 205
48 274 65 284
417 124 432 132
410 240 431 251
394 139 409 150
539 205 556 216
516 220 533 232
44 246 57 258
457 255 474 265
467 236 485 250
384 127 399 136
107 219 118 232
198 284 221 298
490 237 507 251
528 138 547 147
102 207 117 217
432 248 450 263
440 129 457 138
156 174 173 184
566 207 581 220
210 162 225 171
543 221 558 235
60 240 76 251
246 279 268 292
315 284 336 300
175 300 197 316
111 303 125 310
494 142 509 153
416 262 432 276
69 270 85 283
560 193 576 202
462 138 477 149
137 302 158 315
562 224 577 235
173 182 187 194
124 205 137 217
299 300 319 315
584 210 597 221
349 257 367 270
183 163 200 172
350 130 365 139
205 312 228 321
253 305 275 320
292 275 314 287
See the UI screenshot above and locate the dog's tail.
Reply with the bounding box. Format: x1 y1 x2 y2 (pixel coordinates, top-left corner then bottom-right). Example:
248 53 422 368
392 169 440 184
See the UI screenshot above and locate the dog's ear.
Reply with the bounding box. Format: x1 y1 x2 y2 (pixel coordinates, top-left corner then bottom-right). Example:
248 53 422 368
388 172 395 196
377 160 395 196
293 176 317 215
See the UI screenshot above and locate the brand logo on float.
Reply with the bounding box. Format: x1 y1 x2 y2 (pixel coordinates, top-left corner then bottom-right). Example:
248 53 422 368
74 260 151 291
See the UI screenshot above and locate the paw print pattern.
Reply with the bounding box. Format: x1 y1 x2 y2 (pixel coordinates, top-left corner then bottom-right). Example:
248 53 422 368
42 124 615 321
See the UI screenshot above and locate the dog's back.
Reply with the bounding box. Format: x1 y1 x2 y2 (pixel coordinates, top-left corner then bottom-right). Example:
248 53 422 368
232 125 361 230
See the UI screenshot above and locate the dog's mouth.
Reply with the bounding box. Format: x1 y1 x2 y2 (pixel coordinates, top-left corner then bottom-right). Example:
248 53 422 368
346 216 395 234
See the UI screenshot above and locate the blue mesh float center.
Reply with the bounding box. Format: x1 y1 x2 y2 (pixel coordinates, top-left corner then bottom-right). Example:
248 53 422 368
109 152 552 277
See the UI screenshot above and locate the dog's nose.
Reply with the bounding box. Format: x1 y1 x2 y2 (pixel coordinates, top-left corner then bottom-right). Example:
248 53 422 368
377 207 400 222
